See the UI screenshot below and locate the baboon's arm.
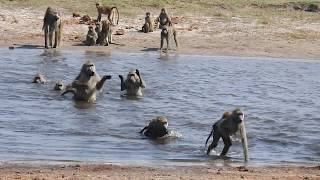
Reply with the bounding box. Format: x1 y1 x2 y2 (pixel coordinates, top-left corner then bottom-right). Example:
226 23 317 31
119 75 126 91
239 123 249 161
61 89 76 96
96 75 112 90
139 125 149 133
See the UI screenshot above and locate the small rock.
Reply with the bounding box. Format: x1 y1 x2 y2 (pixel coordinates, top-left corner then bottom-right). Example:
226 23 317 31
115 29 125 35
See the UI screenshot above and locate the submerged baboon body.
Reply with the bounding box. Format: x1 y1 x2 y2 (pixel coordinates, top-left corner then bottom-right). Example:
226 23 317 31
119 69 146 96
142 12 153 33
140 116 169 139
96 2 119 25
32 73 47 84
160 26 178 51
86 25 98 46
43 7 63 49
156 8 171 29
61 60 111 102
98 20 113 46
205 108 249 161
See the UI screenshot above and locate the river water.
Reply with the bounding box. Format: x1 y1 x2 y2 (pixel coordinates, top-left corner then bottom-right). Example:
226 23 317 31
0 48 319 166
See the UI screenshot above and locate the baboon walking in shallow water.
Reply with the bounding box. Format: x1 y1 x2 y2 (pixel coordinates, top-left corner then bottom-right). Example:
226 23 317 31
205 108 249 161
42 7 63 49
160 26 178 51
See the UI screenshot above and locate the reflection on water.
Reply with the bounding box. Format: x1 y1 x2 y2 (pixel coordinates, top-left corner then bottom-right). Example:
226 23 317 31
0 48 319 166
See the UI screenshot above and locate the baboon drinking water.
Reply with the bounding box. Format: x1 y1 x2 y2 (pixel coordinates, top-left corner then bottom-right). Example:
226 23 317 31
95 2 119 25
205 108 249 161
118 69 146 96
61 60 112 102
42 7 63 49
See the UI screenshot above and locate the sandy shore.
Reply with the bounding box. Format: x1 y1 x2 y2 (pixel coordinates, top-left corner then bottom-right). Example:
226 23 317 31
0 163 318 180
1 6 320 59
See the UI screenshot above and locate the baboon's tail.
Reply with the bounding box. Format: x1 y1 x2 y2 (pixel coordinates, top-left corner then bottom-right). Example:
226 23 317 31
111 7 119 25
57 19 64 46
205 125 215 147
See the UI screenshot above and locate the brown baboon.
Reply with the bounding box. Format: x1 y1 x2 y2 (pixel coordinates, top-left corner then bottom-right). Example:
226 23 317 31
98 20 113 46
32 73 47 84
118 69 146 96
156 8 171 29
142 12 153 33
42 7 63 49
86 25 98 46
140 116 169 139
95 2 119 25
61 60 112 102
205 108 249 161
160 25 178 51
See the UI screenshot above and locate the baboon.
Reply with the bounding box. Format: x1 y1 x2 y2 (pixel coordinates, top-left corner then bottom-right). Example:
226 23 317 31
140 116 169 139
42 7 63 49
205 108 249 161
119 69 146 96
156 8 171 29
98 20 113 46
95 2 119 25
61 60 112 102
142 12 153 33
86 25 98 46
95 22 102 44
160 26 178 51
32 73 47 84
54 81 65 91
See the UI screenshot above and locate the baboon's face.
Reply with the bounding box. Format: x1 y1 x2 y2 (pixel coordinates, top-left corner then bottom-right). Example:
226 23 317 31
82 63 96 76
232 109 244 124
54 82 64 90
88 26 94 32
146 12 150 17
161 9 166 14
128 72 137 83
34 76 42 83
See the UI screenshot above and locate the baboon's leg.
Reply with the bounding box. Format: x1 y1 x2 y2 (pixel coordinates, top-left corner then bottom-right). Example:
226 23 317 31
97 13 101 22
44 25 49 49
173 32 178 48
49 26 54 48
207 131 221 155
166 36 169 50
109 32 112 44
53 29 58 48
220 136 232 156
160 37 164 50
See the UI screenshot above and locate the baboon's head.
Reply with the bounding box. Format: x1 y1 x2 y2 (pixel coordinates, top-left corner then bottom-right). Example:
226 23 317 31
81 60 96 77
127 70 139 83
54 81 64 91
146 12 150 17
156 116 168 129
88 25 94 32
33 73 46 84
161 8 166 14
232 108 244 124
95 2 100 7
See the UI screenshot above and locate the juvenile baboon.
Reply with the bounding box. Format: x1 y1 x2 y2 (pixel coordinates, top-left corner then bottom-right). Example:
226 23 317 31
118 69 146 96
32 73 47 84
160 26 178 51
42 7 63 49
140 116 169 139
86 25 98 46
156 8 171 29
95 2 119 25
98 20 113 46
142 12 153 33
205 108 249 161
54 81 65 91
61 60 112 102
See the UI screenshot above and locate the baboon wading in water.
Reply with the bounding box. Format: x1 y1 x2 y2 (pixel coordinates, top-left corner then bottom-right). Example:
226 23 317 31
61 60 111 102
95 2 119 25
32 73 47 84
140 116 169 139
118 69 146 96
205 108 249 161
160 26 178 51
43 7 63 49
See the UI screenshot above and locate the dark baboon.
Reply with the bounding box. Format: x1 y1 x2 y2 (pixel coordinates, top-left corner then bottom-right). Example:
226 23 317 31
98 20 113 46
118 69 146 96
156 8 171 29
95 2 119 25
142 12 153 33
32 73 47 84
86 25 98 46
160 26 178 51
95 22 102 44
140 116 169 139
61 60 112 102
205 108 249 161
42 7 63 49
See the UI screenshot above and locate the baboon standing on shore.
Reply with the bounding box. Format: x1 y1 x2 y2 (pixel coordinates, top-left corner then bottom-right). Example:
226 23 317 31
42 7 63 49
160 26 178 51
95 2 119 25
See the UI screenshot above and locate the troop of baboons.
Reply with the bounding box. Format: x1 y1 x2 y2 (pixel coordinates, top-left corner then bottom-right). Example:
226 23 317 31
37 3 248 161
